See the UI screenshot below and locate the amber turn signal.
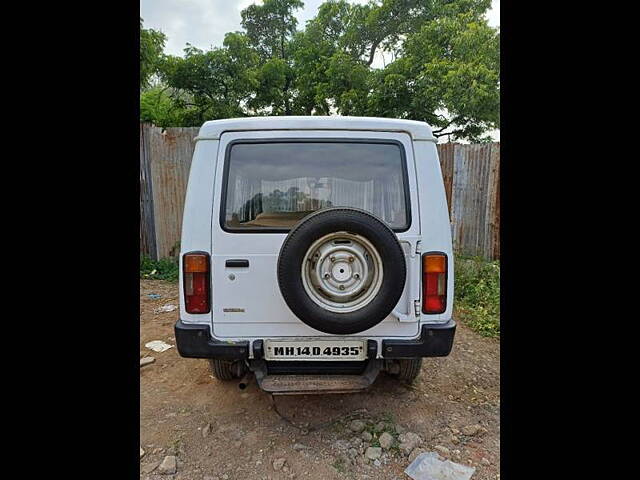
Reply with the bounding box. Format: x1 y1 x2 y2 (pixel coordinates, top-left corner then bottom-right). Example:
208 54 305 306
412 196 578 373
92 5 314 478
423 254 446 273
184 253 208 273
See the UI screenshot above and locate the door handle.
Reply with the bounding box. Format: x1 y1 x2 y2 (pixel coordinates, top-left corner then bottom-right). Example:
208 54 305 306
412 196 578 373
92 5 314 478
225 259 249 268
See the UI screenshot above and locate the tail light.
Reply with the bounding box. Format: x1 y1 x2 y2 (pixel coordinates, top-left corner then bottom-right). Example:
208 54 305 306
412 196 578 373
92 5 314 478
183 252 210 313
422 252 447 314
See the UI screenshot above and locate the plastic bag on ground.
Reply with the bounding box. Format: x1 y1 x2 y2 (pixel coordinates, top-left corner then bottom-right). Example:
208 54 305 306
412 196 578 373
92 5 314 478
145 340 173 352
154 304 177 313
405 452 475 480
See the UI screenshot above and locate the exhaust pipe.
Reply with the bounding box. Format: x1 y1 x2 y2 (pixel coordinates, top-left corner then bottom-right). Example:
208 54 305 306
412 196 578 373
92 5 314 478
238 372 252 390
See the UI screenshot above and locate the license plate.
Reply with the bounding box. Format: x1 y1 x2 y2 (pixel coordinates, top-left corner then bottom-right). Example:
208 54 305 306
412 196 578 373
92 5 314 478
264 339 366 361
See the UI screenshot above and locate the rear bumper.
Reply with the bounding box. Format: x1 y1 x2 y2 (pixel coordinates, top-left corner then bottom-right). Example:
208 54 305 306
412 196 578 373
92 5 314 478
381 320 456 358
174 319 456 360
174 321 249 359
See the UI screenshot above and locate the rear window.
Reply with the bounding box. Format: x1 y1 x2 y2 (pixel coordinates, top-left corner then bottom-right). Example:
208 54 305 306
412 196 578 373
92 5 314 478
222 141 410 231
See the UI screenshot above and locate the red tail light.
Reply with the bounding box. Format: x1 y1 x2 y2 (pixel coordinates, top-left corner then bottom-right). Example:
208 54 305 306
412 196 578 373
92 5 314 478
183 252 210 314
422 253 447 314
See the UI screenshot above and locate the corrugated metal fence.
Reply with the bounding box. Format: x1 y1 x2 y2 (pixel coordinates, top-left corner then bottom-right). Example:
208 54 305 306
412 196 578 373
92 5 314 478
140 124 500 260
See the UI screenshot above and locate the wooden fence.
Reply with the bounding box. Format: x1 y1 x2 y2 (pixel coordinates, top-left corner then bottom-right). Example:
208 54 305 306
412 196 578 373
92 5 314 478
140 124 500 260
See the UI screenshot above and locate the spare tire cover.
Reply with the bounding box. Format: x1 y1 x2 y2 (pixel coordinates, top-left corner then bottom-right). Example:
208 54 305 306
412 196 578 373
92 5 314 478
277 207 406 334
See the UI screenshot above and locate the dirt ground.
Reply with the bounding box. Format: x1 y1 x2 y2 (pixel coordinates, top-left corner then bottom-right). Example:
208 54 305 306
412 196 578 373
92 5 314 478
140 279 500 480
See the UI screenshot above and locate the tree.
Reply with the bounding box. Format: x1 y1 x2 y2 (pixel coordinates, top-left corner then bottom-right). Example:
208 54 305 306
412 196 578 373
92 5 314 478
140 18 166 89
241 0 304 115
241 0 304 61
140 87 201 128
377 10 500 140
159 33 259 122
289 0 498 133
140 0 500 141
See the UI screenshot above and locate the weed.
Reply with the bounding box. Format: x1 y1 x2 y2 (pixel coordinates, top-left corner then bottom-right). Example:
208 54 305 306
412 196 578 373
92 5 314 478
332 457 347 474
454 254 500 337
140 255 179 282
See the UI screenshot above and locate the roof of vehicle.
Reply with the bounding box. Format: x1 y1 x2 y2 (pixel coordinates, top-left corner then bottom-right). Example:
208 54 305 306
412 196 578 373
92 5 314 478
196 116 436 142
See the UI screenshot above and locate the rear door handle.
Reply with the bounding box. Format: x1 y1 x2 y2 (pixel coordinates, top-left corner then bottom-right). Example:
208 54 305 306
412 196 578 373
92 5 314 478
225 259 249 268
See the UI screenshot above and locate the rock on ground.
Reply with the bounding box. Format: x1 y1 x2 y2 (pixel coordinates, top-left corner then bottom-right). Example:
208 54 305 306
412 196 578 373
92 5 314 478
349 419 366 433
140 357 155 367
379 432 394 449
434 445 450 457
158 455 177 475
461 424 482 436
140 447 145 458
361 431 373 442
202 422 212 438
273 458 286 471
333 439 350 451
398 432 422 455
409 448 428 463
365 447 382 460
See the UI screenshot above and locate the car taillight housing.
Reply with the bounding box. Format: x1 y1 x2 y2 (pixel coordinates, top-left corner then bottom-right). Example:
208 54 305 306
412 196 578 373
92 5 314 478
422 252 447 314
183 252 210 314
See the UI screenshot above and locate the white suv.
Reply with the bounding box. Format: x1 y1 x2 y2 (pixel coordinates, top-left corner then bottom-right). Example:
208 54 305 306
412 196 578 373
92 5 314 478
175 116 455 394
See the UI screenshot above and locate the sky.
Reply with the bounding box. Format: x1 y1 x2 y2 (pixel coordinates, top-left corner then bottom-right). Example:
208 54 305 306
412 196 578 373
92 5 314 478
140 0 500 140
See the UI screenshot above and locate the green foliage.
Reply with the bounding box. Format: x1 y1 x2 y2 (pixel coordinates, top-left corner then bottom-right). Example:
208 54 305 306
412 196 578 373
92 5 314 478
140 256 179 282
241 0 304 115
141 0 499 141
249 57 292 114
140 18 167 89
140 87 201 127
241 0 304 60
325 52 369 115
158 33 259 122
454 254 500 337
399 11 500 140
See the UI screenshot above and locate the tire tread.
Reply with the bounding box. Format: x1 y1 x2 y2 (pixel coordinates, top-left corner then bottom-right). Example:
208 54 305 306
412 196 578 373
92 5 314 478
209 359 241 381
397 358 422 384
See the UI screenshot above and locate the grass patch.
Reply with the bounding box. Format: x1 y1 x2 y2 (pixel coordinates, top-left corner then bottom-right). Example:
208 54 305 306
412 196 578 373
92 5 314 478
454 254 500 337
332 457 348 474
140 255 179 282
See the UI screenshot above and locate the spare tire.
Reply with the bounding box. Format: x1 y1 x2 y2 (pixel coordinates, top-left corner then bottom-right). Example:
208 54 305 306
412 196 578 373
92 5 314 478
277 207 406 334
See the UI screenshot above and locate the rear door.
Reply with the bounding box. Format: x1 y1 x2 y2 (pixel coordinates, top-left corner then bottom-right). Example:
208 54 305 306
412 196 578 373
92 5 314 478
210 130 421 339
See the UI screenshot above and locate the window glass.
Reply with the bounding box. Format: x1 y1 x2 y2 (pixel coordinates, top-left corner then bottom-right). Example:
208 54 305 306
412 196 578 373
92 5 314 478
224 142 409 230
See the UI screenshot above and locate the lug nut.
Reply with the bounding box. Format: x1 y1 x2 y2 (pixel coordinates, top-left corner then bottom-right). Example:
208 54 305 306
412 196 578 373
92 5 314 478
324 273 330 279
339 285 345 290
330 256 335 262
348 256 354 262
354 273 360 279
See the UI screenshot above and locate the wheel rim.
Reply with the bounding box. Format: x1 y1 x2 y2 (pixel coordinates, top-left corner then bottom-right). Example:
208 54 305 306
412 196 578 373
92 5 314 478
301 231 384 313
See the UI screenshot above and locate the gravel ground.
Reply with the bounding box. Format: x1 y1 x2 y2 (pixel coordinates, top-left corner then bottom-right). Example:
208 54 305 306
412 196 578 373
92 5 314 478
140 279 500 480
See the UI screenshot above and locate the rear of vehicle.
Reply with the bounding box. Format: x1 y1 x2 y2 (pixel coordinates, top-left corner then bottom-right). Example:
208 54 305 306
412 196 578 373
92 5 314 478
175 116 455 394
